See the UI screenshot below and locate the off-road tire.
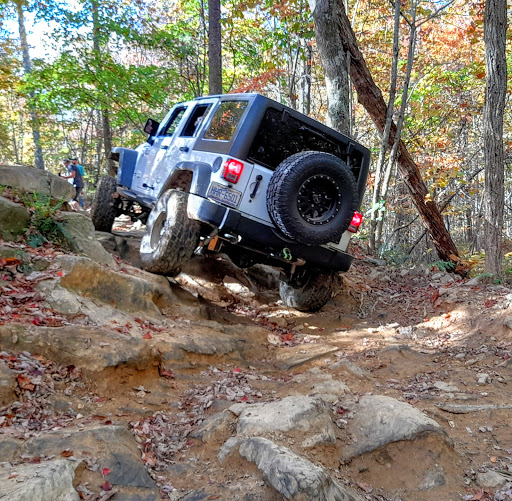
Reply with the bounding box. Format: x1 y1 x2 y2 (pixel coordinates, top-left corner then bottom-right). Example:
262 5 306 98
140 189 199 276
91 176 118 232
267 151 358 246
279 270 335 312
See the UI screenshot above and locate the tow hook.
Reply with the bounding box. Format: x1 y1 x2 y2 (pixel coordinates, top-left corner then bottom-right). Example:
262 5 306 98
194 229 219 255
290 258 306 275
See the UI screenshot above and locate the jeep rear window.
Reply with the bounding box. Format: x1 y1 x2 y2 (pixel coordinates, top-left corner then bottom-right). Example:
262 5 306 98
204 101 248 141
248 108 343 170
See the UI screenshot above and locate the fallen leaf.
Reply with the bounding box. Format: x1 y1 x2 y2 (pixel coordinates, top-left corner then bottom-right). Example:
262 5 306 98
61 450 74 458
159 367 175 379
102 468 111 476
490 456 497 463
17 374 35 391
101 480 112 491
357 482 373 493
143 332 152 339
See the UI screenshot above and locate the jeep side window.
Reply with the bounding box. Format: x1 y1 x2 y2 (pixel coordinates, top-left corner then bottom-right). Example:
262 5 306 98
160 107 186 137
181 105 211 137
203 101 248 141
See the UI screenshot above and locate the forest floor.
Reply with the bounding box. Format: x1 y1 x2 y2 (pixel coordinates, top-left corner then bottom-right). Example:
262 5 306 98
1 216 512 501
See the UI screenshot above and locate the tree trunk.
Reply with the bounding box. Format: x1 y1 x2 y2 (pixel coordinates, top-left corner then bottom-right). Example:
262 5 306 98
208 0 222 95
310 0 466 274
369 0 401 253
16 0 45 170
302 42 312 115
94 110 102 185
309 0 350 135
375 18 417 247
483 0 507 277
91 0 115 177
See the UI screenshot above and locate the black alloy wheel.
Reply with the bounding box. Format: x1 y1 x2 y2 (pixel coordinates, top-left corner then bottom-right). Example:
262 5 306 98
297 174 341 226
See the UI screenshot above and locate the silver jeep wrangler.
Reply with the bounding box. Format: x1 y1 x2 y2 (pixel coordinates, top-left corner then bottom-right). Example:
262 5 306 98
91 93 370 311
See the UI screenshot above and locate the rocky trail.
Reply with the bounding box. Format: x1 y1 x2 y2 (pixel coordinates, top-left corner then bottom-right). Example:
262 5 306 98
1 170 512 500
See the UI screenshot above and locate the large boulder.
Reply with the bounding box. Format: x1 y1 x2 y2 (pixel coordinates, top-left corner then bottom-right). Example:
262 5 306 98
231 396 336 448
20 425 157 491
342 395 449 459
221 437 362 501
0 459 79 501
0 196 30 239
3 425 159 500
0 165 75 201
56 212 116 266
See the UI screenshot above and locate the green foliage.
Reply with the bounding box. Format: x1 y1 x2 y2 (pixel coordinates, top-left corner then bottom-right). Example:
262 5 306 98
378 245 411 267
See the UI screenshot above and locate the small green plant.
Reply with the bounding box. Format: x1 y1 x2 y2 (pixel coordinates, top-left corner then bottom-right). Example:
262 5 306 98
432 260 455 272
17 192 68 246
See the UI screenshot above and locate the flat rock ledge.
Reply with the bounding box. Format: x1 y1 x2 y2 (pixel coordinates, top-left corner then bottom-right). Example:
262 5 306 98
343 395 449 459
220 437 363 501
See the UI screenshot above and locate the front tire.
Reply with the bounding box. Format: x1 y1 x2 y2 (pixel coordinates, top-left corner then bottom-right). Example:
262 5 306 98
91 176 118 232
279 270 336 312
140 190 199 276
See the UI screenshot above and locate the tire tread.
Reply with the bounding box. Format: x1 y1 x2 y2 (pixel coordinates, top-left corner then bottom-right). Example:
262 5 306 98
90 176 118 232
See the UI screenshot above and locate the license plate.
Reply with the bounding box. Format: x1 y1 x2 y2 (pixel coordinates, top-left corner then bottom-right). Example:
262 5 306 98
207 182 242 208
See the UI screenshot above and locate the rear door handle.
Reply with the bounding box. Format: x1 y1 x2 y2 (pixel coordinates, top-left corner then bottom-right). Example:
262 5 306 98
179 146 189 152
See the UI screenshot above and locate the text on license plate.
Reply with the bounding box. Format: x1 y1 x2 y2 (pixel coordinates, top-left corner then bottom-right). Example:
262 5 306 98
207 182 242 208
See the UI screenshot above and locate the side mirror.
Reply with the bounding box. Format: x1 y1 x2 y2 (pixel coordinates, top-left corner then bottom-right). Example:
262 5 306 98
144 118 160 136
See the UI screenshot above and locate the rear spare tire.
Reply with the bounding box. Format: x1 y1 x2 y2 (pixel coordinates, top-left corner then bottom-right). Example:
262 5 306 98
91 176 118 232
140 190 199 276
267 151 358 245
279 269 336 312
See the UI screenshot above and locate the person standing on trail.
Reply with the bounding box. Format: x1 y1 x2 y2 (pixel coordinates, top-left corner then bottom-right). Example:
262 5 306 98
61 159 84 211
71 158 85 208
71 158 85 177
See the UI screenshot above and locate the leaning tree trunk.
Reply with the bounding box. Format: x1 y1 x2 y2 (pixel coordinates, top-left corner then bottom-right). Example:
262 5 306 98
208 0 222 95
309 0 350 135
16 0 45 170
308 0 467 275
483 0 507 277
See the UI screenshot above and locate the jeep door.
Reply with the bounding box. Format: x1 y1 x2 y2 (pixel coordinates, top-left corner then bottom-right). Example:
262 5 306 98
133 105 188 200
142 100 217 199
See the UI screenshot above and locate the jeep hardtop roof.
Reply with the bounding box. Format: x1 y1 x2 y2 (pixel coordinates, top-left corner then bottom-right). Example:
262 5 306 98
186 94 370 201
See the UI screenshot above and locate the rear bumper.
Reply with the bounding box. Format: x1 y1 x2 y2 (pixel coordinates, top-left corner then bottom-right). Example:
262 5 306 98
187 194 353 272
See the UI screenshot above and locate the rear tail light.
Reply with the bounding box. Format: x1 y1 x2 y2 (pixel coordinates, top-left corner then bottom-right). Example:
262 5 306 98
347 212 363 233
222 159 244 184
